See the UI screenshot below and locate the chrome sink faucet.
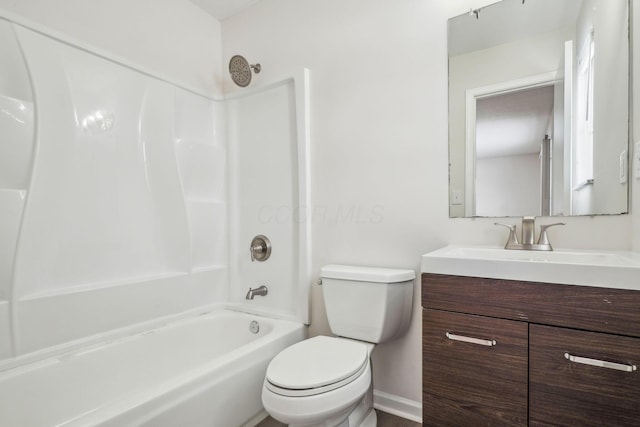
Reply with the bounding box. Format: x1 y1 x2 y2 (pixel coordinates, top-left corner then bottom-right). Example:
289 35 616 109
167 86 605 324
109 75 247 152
495 216 564 251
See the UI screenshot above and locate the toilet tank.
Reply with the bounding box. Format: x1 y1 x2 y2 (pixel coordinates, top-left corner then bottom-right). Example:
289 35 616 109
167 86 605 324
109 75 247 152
321 265 415 343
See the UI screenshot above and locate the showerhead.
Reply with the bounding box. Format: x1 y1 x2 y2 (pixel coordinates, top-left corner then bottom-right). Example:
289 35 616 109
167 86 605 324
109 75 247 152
229 55 261 87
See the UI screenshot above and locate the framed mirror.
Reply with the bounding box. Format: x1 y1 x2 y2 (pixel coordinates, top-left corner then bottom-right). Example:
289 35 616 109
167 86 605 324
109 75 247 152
448 0 629 218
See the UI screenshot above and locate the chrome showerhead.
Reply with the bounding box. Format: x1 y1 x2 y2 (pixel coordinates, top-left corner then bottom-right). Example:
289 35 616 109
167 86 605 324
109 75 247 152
229 55 261 87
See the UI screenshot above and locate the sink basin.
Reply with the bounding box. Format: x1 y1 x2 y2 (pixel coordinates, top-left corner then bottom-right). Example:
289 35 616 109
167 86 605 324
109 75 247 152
421 245 640 290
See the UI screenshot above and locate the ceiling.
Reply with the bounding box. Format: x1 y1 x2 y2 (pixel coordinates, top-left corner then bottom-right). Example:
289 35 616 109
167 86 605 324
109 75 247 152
189 0 260 21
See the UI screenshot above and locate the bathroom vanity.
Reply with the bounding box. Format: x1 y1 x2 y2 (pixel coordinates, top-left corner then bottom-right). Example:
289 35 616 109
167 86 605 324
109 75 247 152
421 247 640 427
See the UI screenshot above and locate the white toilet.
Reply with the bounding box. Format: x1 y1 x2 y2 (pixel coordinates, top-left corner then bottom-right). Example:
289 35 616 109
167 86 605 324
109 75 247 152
262 264 415 427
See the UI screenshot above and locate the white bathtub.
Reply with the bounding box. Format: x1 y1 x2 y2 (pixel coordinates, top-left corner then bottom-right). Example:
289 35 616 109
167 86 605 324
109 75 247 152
0 310 306 427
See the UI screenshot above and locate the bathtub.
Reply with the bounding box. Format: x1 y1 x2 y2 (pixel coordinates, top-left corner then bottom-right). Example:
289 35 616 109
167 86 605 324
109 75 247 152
0 310 306 427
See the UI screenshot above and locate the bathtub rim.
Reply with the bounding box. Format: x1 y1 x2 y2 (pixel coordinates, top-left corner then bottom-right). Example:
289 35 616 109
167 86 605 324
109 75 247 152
0 303 304 374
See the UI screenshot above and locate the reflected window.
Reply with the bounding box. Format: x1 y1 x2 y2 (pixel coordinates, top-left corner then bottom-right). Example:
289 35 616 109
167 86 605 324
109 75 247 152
574 30 595 188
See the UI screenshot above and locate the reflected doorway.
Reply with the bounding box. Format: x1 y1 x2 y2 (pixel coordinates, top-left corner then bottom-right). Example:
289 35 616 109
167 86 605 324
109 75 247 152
474 85 556 216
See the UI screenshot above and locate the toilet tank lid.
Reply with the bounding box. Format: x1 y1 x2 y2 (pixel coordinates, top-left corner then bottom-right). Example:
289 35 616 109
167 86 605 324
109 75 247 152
321 264 415 283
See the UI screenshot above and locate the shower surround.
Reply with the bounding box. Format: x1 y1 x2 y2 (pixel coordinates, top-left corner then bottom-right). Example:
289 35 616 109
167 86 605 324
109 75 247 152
0 10 310 426
1 18 229 356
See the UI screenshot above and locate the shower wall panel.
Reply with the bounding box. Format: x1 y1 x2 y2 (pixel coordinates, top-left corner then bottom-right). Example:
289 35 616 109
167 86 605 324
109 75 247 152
229 83 296 316
0 18 35 359
0 302 9 358
14 27 191 297
227 72 310 324
0 22 227 358
0 96 33 189
174 88 228 274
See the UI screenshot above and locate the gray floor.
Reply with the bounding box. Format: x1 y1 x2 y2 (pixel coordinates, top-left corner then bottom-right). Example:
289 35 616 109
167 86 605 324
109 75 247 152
256 410 421 427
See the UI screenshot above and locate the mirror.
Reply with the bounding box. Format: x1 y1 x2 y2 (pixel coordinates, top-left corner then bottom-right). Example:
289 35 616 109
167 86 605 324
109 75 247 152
448 0 629 218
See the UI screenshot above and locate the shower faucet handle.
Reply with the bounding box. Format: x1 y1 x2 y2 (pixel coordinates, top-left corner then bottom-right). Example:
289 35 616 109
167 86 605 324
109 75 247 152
249 235 272 262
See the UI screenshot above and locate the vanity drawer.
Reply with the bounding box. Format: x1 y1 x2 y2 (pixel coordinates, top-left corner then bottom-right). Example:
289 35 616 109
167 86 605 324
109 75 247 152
422 273 640 337
422 309 528 426
530 324 640 427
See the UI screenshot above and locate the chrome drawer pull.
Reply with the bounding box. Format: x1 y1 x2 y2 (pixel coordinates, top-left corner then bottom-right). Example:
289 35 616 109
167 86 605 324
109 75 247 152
445 332 496 347
564 353 637 372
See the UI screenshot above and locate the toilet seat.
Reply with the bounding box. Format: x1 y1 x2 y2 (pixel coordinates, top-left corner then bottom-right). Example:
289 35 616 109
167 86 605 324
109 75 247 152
265 336 369 397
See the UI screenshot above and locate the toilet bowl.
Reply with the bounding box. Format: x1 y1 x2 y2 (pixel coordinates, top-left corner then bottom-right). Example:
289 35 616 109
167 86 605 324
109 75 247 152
261 265 415 427
262 336 374 427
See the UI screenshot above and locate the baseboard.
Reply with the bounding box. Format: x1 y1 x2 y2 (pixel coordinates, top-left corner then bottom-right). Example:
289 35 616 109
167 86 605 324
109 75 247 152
242 409 269 427
373 389 422 423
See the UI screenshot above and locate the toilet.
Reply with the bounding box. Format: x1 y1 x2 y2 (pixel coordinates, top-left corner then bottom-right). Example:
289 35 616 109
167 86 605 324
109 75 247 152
262 264 415 427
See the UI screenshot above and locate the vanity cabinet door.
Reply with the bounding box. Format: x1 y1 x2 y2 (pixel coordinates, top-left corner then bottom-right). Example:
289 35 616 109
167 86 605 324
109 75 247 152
422 309 528 427
530 324 640 427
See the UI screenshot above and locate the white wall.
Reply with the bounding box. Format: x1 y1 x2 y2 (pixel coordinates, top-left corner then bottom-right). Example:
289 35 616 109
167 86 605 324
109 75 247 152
222 0 634 408
0 0 223 97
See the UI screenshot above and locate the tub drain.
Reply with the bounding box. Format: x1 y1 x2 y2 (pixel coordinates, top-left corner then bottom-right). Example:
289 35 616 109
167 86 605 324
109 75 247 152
249 320 260 334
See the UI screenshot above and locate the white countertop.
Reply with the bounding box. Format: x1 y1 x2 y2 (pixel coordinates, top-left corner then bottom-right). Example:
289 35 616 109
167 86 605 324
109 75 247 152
421 245 640 291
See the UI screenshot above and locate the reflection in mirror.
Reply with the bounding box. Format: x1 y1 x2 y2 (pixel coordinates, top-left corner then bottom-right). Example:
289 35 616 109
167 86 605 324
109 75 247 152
475 86 555 217
448 0 629 218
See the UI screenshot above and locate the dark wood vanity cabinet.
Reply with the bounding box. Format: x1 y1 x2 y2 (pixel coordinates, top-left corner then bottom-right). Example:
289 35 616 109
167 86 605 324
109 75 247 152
422 273 640 427
529 325 640 426
423 309 528 426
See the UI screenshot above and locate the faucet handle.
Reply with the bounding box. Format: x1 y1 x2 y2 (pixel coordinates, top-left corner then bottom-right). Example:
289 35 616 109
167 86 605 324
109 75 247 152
249 235 271 262
537 223 565 246
495 222 519 247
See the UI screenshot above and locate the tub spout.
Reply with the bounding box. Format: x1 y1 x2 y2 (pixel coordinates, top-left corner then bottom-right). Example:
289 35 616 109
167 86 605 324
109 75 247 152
246 285 268 300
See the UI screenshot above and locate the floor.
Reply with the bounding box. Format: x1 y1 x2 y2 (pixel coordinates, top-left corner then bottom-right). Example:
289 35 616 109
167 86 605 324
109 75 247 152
256 410 421 427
